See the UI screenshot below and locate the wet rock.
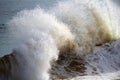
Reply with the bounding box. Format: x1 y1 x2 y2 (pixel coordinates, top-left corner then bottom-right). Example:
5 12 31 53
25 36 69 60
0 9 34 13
0 53 18 79
67 60 86 73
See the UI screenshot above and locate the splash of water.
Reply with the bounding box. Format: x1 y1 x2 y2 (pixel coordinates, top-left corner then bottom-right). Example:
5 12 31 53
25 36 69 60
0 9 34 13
6 8 74 80
51 0 120 55
0 0 120 80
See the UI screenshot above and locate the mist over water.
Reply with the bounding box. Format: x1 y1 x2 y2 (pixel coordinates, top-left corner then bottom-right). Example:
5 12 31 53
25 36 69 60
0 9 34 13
0 0 120 80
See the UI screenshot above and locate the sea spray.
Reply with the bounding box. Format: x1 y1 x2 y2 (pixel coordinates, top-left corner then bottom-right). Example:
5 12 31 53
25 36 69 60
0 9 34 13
8 8 74 49
70 40 120 80
10 33 58 80
87 0 120 39
6 8 74 80
0 0 120 80
51 0 120 55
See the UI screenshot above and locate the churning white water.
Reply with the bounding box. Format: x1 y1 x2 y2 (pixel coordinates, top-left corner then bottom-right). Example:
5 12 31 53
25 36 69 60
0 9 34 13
6 8 74 80
0 0 120 80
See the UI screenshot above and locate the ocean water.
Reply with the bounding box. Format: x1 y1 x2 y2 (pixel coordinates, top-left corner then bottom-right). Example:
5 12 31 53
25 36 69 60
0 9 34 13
0 0 63 56
0 0 120 80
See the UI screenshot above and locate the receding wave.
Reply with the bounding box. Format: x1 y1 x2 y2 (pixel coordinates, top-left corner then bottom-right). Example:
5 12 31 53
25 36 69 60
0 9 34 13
0 0 120 80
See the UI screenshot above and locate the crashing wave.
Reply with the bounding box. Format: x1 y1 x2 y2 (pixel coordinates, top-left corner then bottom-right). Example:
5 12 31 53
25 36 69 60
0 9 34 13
0 0 120 80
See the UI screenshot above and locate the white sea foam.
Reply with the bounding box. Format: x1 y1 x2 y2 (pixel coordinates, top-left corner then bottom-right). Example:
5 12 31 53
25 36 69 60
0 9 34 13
7 8 74 80
71 41 120 80
51 0 120 55
4 0 120 80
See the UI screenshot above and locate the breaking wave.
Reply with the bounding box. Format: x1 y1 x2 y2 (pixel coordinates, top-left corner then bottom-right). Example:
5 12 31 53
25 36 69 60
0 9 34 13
0 0 120 80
